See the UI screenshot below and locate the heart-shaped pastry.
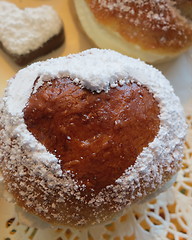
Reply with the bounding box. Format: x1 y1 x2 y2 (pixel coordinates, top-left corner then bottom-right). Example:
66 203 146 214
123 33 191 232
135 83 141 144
23 77 160 192
0 49 186 227
0 1 64 65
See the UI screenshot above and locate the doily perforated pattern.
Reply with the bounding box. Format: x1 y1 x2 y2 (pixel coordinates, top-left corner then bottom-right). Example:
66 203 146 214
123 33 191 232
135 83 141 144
0 114 192 240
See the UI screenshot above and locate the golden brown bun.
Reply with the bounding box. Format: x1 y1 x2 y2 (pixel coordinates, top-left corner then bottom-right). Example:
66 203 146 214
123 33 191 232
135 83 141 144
0 49 186 227
74 0 192 63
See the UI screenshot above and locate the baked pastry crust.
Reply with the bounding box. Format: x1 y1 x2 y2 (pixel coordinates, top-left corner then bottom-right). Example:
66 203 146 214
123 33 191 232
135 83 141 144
74 0 192 63
23 78 160 192
0 49 186 227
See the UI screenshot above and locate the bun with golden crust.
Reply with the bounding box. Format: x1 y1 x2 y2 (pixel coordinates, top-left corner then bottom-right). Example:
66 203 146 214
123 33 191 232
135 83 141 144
0 49 186 227
74 0 192 63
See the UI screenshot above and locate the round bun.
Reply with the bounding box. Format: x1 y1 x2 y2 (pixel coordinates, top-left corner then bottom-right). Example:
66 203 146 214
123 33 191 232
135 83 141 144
0 49 186 227
74 0 192 63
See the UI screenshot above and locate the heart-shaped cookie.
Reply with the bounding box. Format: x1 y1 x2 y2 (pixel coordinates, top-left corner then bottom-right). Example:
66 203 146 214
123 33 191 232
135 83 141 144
0 1 64 65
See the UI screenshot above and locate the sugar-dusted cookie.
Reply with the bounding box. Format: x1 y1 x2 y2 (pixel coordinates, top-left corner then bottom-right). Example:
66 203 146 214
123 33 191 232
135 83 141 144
0 1 64 65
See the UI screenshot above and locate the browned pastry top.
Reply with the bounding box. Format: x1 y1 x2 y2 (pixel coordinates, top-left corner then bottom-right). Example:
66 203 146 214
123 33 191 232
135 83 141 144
86 0 192 52
24 77 160 192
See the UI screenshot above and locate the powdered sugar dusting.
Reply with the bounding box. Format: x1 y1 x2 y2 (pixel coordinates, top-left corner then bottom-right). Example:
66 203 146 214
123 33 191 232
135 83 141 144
0 1 62 55
0 49 186 226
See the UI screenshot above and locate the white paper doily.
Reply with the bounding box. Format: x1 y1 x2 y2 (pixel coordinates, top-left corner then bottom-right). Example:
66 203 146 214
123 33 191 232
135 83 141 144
0 111 192 240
